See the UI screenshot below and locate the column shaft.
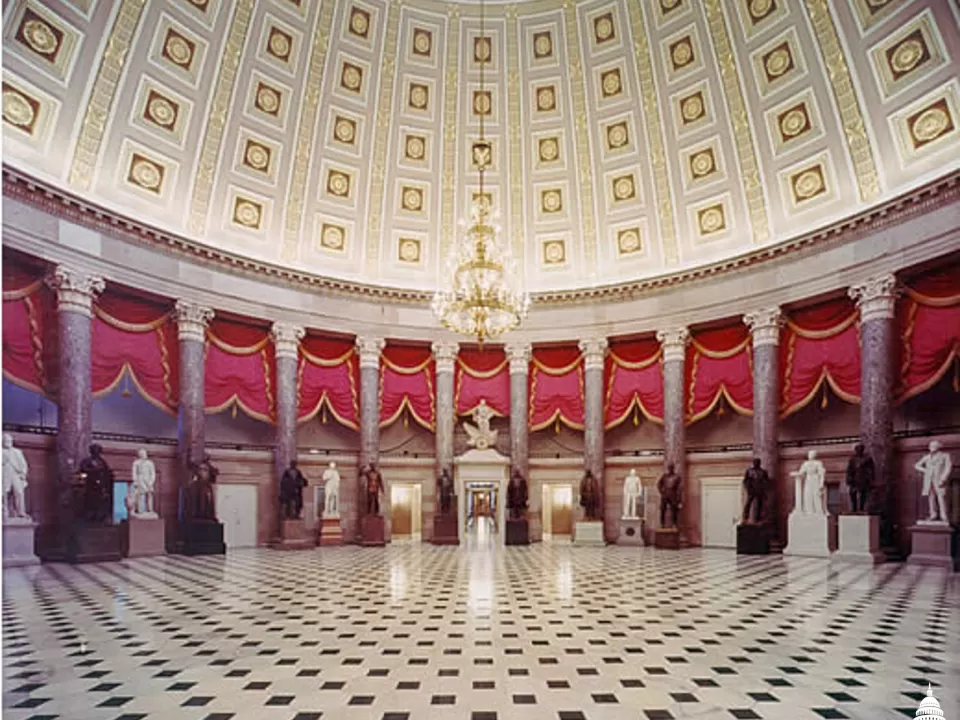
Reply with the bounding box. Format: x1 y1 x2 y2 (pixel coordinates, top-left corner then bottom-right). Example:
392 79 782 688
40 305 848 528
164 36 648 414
355 337 385 543
506 343 534 538
580 338 608 536
431 342 458 542
657 328 689 473
174 302 213 492
744 308 782 529
271 323 304 533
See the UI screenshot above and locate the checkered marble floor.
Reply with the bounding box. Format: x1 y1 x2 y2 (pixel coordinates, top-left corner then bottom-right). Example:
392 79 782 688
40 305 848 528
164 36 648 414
2 535 958 720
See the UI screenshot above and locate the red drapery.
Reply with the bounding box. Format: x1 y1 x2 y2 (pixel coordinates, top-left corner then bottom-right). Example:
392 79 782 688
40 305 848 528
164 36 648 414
297 335 359 429
530 346 584 431
898 265 960 401
2 265 56 395
686 324 753 423
205 318 275 422
780 297 861 417
456 347 509 416
380 344 435 430
605 338 663 428
91 289 178 413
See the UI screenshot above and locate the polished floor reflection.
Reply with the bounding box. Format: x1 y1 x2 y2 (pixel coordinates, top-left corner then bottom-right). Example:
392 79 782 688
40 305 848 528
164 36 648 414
3 545 957 720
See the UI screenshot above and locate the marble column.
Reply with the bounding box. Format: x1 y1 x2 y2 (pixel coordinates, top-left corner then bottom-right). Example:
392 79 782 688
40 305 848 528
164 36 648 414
354 336 385 543
431 342 458 540
656 328 690 475
505 342 536 539
744 308 783 528
48 267 104 511
579 338 608 533
271 322 305 530
849 274 899 545
174 301 214 484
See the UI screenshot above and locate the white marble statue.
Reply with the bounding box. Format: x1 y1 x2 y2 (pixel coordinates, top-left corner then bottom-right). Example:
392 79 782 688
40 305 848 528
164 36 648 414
2 434 30 521
790 450 827 515
130 448 158 518
464 399 498 450
622 469 642 519
322 462 341 518
915 441 952 523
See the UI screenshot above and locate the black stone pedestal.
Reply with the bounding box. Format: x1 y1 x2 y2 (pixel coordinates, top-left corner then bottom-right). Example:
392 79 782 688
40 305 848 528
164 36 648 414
432 514 459 545
37 523 123 563
359 515 386 546
506 518 529 545
654 528 680 549
180 521 226 555
737 523 772 555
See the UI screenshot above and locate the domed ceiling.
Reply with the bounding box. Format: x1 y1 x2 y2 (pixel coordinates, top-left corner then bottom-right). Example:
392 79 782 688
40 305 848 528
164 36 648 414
3 0 960 294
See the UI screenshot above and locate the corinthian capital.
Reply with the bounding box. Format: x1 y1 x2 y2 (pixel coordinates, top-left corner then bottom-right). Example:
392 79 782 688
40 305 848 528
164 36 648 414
173 300 214 343
431 341 459 374
271 322 305 360
504 341 532 374
656 327 689 363
355 336 385 369
743 307 783 348
849 274 899 323
578 337 608 371
47 267 105 317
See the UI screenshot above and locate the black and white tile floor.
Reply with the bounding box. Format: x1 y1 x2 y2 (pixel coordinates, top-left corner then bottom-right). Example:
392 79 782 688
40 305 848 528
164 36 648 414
2 538 957 720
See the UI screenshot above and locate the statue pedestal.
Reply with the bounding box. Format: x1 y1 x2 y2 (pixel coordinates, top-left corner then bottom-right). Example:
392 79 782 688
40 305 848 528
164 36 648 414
318 516 342 546
784 512 835 558
833 514 884 564
432 513 459 545
573 520 604 546
121 517 166 558
654 527 680 550
618 518 645 546
359 515 386 546
2 519 40 567
736 523 772 555
505 518 529 545
180 521 226 556
272 519 314 551
907 522 956 569
70 524 123 563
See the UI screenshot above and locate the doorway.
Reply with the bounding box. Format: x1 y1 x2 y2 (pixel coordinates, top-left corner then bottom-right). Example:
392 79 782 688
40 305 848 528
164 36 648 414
216 484 258 548
390 483 422 540
542 484 573 539
466 483 498 535
701 480 742 549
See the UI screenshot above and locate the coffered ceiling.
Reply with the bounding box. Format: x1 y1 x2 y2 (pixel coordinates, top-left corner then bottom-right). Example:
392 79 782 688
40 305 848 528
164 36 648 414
3 0 959 293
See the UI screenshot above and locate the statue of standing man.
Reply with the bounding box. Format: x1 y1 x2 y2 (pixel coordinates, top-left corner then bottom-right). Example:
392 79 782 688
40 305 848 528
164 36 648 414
322 462 340 518
622 469 641 520
130 449 157 518
657 463 683 529
791 450 827 515
846 444 874 514
2 434 30 521
915 441 952 523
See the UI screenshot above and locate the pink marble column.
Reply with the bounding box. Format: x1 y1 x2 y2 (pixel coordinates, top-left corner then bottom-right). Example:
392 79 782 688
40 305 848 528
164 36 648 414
173 301 213 495
580 338 609 535
849 274 899 545
431 341 458 538
354 336 384 543
271 322 304 531
47 267 104 505
505 342 536 539
744 308 783 527
656 328 689 474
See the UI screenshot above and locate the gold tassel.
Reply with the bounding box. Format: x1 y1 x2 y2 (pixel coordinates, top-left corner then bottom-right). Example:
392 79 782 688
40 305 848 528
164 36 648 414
403 409 409 428
554 416 560 434
232 403 238 419
717 397 725 416
953 357 959 392
321 405 328 424
632 404 639 427
121 373 132 398
820 382 828 409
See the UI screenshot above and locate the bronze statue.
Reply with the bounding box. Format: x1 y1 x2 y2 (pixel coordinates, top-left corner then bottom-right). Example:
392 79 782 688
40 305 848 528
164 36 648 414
188 455 218 521
438 468 454 515
579 470 601 520
360 463 385 516
742 458 769 524
507 468 528 520
657 463 683 528
77 443 114 523
846 443 874 513
279 460 308 520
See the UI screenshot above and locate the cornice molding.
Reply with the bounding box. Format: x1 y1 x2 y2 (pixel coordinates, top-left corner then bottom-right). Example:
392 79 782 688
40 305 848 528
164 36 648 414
4 166 958 309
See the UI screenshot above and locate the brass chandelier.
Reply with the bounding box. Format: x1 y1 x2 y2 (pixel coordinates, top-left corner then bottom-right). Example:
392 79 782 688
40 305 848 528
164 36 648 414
431 0 530 344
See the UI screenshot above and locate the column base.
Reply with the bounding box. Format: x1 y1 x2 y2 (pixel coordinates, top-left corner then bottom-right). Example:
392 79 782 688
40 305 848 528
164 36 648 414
654 527 681 550
318 516 343 546
431 514 459 545
271 519 315 551
617 518 645 546
359 515 386 546
784 512 835 558
907 522 956 569
736 523 772 555
121 518 166 558
833 514 884 564
179 521 226 556
574 520 605 546
505 518 529 546
3 520 40 567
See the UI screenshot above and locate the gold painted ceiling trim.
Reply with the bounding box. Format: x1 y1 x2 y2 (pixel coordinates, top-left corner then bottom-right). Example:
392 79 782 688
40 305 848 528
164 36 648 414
282 1 337 263
562 0 599 276
505 6 526 270
438 4 462 264
803 0 881 203
703 0 769 245
363 0 402 276
187 0 255 235
626 0 677 265
68 0 146 191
